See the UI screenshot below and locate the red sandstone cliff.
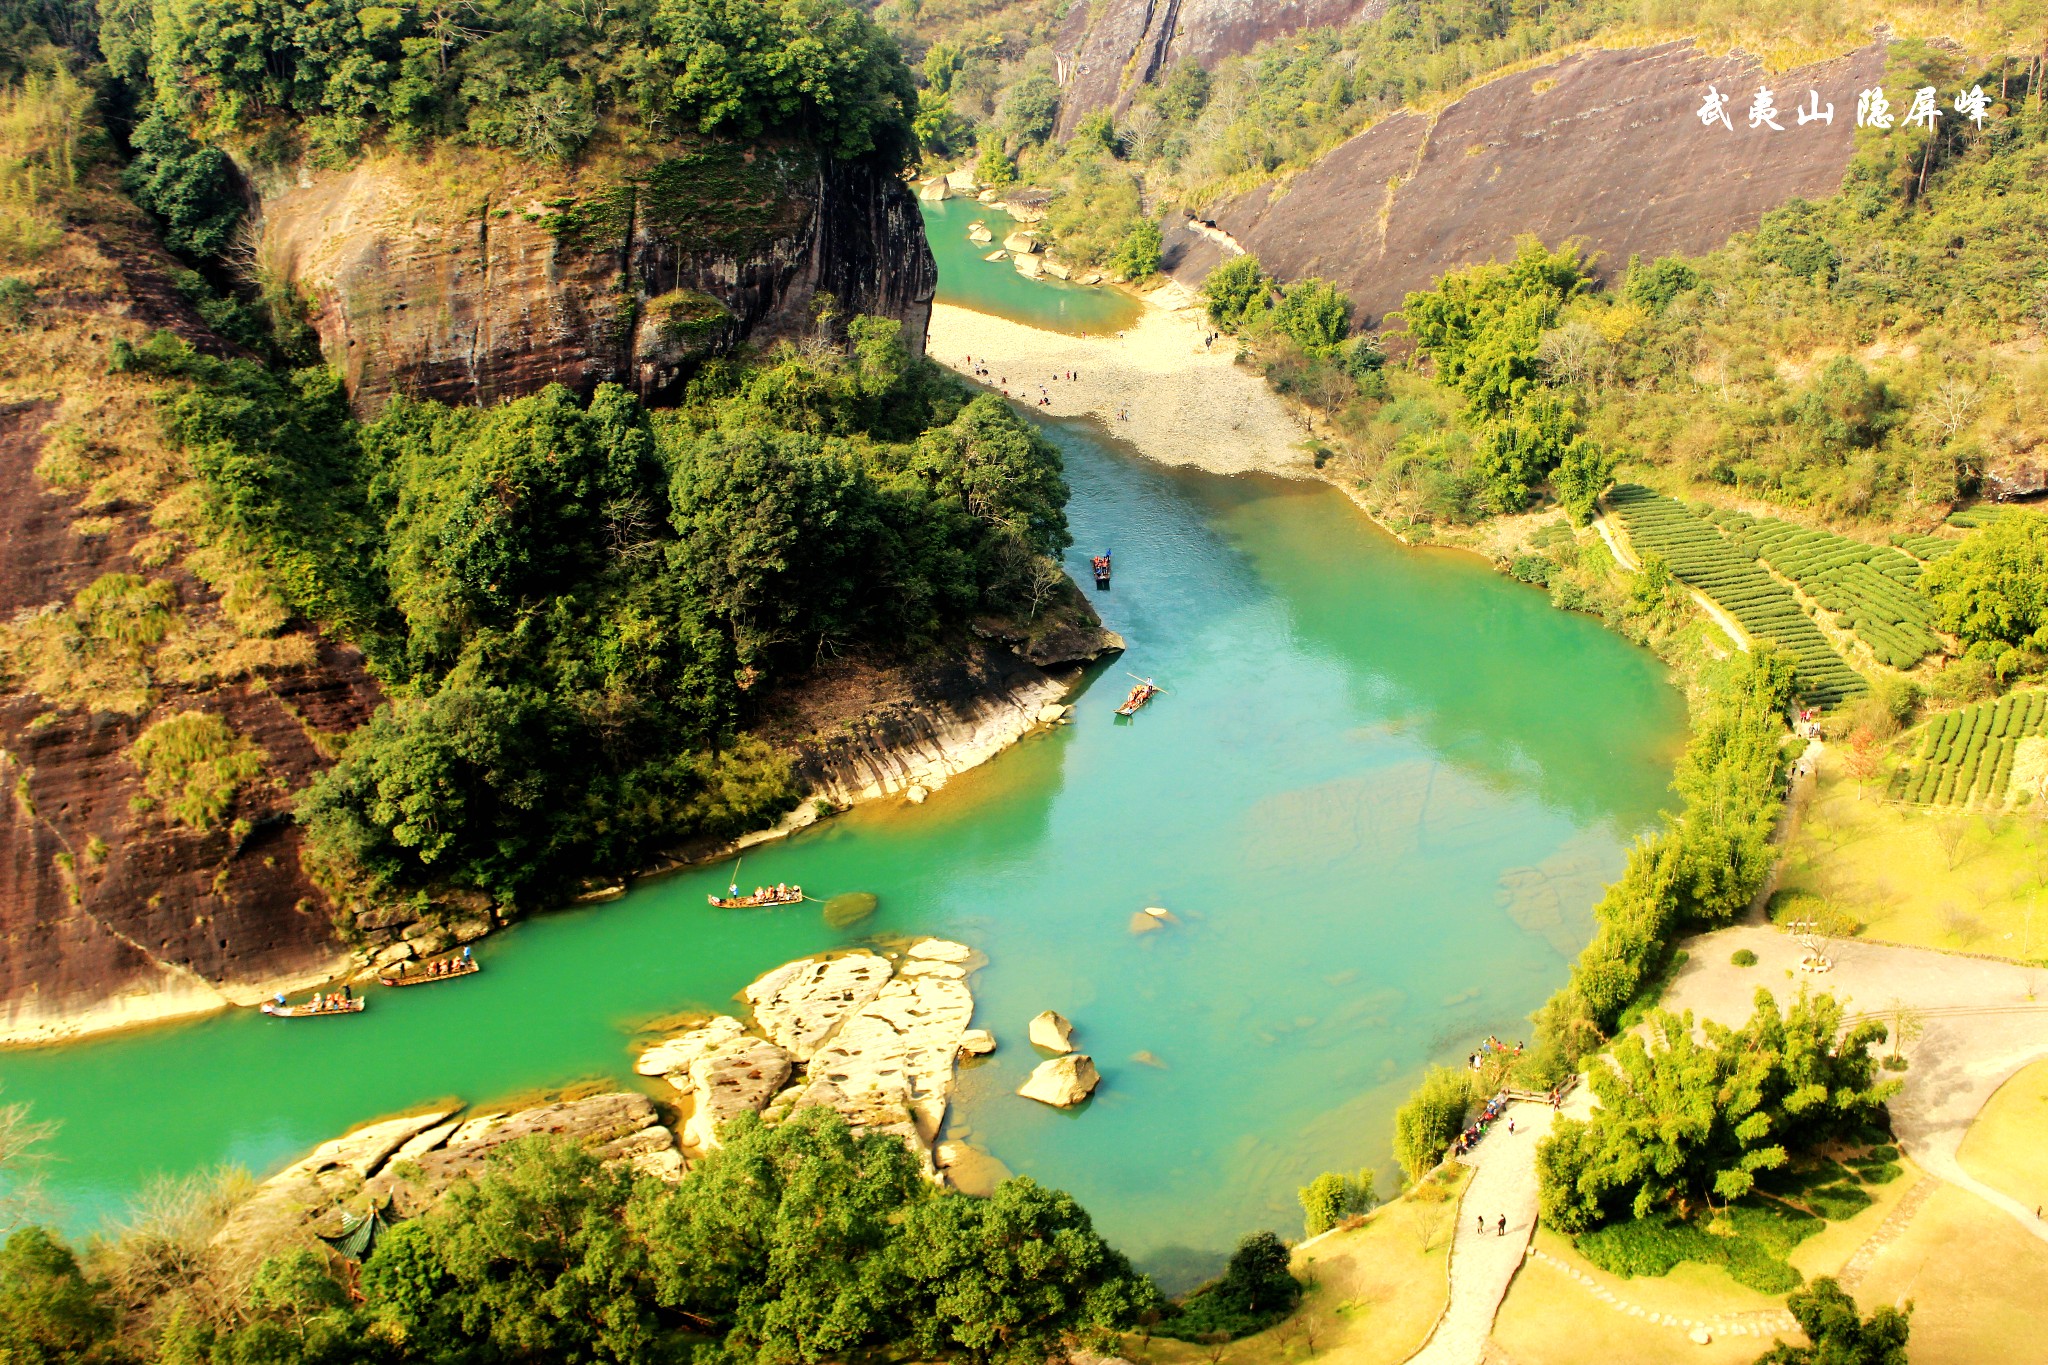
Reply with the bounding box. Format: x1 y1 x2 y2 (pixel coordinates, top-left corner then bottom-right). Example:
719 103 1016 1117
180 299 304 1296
0 207 385 1041
1052 0 1388 137
252 140 938 413
1161 41 1887 324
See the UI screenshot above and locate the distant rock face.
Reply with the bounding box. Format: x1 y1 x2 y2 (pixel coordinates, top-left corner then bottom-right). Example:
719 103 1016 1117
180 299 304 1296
1018 1054 1101 1108
253 139 937 413
1053 0 1388 137
1162 41 1886 326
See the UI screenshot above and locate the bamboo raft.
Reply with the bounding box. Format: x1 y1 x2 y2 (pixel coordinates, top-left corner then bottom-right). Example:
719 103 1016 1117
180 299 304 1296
261 997 363 1018
708 887 804 909
379 958 479 987
1115 676 1162 717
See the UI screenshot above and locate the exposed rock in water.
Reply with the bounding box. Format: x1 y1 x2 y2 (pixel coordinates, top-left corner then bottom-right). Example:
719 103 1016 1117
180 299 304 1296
1053 0 1386 137
936 1140 1013 1196
252 141 937 414
1014 253 1044 279
958 1028 997 1057
1160 42 1885 328
744 952 893 1061
1018 1054 1101 1108
1029 1010 1075 1053
214 1092 679 1259
635 1014 747 1076
642 939 983 1171
968 222 994 244
680 1036 796 1150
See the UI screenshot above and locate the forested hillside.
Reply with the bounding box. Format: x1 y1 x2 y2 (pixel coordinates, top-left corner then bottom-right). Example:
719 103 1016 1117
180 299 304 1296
0 0 1100 1037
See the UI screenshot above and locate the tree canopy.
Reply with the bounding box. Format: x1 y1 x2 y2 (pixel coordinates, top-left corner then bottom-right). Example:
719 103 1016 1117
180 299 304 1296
1922 512 2048 678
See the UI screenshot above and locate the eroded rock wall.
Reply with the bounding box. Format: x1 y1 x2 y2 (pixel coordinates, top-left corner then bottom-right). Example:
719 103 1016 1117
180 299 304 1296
1163 41 1887 325
0 399 378 1045
1053 0 1388 137
254 141 938 413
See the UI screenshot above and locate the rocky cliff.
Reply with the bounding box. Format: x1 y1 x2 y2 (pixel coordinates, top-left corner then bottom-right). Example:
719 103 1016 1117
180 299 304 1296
1053 0 1387 137
1161 41 1886 325
253 140 938 412
0 205 385 1042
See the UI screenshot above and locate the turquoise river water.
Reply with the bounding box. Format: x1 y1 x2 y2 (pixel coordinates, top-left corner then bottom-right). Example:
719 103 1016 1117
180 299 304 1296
0 207 1685 1285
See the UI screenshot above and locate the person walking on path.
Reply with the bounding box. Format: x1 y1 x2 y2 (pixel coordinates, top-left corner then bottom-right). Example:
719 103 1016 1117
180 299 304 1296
1497 1214 1506 1236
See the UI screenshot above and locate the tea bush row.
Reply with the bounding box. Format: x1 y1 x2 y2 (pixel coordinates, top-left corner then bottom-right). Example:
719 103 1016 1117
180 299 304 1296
1887 690 2048 806
1700 509 1941 668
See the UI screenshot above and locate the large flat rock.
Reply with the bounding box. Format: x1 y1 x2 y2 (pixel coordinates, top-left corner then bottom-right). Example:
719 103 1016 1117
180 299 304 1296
744 952 892 1060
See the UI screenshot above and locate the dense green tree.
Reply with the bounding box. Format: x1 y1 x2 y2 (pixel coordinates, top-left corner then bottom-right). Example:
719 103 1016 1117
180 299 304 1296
1551 437 1616 526
1108 219 1161 282
121 107 241 259
1538 990 1895 1234
1202 254 1272 333
1754 1278 1910 1365
1921 513 2048 676
1000 70 1059 145
1402 237 1586 419
1622 254 1700 313
0 1227 116 1365
1271 277 1352 354
1392 1066 1472 1184
1297 1168 1374 1238
891 1176 1159 1364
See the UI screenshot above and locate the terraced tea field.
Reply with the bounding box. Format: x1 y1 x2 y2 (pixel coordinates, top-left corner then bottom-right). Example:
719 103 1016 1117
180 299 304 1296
1605 486 1866 706
1887 691 2048 807
1701 510 1942 669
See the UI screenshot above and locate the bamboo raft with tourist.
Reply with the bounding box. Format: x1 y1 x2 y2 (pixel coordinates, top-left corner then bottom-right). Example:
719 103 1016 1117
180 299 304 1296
1115 675 1163 717
261 990 362 1018
380 947 477 987
1091 551 1112 589
706 858 804 909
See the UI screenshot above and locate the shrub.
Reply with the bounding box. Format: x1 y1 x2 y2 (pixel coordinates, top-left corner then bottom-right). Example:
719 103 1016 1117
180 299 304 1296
1392 1067 1473 1185
1156 1232 1301 1342
1731 948 1758 966
129 711 266 832
1297 1169 1374 1238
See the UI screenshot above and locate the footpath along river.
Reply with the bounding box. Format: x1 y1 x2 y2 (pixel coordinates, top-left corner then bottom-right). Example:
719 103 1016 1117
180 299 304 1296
0 207 1685 1287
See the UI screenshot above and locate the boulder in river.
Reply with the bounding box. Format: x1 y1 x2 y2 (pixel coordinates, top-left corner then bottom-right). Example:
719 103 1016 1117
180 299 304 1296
967 221 994 243
984 249 1008 262
918 177 949 202
1029 1009 1075 1052
1001 230 1040 255
958 1028 996 1057
1013 252 1044 279
1018 1054 1100 1108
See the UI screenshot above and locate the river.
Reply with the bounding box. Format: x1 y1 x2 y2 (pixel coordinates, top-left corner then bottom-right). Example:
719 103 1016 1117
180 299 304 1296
0 206 1686 1287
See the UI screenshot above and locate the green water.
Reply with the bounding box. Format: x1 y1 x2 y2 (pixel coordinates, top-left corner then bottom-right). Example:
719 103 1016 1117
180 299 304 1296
0 239 1686 1287
920 198 1143 334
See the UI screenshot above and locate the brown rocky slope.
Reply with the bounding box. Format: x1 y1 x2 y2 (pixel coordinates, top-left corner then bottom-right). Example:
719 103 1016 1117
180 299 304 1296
1052 0 1388 138
1161 41 1887 324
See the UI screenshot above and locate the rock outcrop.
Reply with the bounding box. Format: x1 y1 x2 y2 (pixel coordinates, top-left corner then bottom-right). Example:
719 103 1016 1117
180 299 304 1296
1019 1054 1101 1108
253 138 938 413
213 1092 679 1261
1162 42 1886 327
639 940 984 1172
1053 0 1388 138
0 233 384 1045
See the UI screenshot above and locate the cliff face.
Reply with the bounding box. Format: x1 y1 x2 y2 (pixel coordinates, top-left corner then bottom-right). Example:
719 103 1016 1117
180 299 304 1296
254 141 938 412
1161 41 1887 325
1053 0 1387 137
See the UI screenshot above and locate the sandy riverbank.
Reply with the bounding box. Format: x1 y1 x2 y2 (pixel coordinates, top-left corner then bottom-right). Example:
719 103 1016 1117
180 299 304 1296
929 286 1316 478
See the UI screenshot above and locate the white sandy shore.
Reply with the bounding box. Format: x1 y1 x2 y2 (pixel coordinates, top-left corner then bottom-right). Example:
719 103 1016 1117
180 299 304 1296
928 285 1316 478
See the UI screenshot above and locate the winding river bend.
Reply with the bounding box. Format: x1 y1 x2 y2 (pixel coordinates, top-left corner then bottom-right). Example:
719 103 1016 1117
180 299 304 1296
0 212 1685 1285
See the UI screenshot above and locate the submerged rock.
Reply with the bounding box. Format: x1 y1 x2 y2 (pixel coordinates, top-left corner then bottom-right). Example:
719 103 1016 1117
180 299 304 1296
1018 1054 1100 1108
1029 1009 1075 1053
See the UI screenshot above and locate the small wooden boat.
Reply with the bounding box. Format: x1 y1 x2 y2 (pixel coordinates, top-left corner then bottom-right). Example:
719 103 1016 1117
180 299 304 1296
1116 677 1161 716
708 886 805 909
1091 552 1112 589
261 996 363 1018
380 957 479 987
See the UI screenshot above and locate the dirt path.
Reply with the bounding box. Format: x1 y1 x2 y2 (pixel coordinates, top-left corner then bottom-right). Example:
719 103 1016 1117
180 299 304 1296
1592 507 1748 653
927 289 1315 479
1405 1101 1559 1365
